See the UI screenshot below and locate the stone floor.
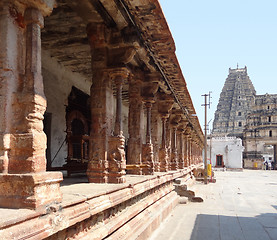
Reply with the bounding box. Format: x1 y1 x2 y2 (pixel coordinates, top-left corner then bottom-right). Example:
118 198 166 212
149 170 277 240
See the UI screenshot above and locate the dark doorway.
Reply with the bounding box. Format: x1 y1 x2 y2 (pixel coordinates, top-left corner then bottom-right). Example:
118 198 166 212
216 155 223 167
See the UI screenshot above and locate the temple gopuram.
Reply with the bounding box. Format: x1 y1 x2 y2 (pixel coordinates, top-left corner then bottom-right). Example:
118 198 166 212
0 0 204 239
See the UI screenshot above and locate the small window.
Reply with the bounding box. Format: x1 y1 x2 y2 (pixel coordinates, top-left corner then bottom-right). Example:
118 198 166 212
238 102 241 106
269 130 272 137
238 122 242 127
238 96 241 99
268 106 270 110
268 116 271 122
238 112 241 116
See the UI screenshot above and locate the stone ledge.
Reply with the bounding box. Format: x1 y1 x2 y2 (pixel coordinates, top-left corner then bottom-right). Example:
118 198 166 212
0 164 201 239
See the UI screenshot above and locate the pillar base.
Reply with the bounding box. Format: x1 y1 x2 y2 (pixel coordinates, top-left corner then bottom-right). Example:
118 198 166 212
107 171 126 184
0 171 63 209
159 148 168 172
178 155 185 169
127 138 142 175
87 168 108 183
170 151 178 170
127 168 142 175
142 143 154 175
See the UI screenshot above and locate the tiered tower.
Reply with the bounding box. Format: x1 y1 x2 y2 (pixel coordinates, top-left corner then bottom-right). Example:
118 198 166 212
212 66 256 138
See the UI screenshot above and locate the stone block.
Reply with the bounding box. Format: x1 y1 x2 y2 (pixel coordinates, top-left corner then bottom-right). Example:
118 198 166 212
0 171 63 209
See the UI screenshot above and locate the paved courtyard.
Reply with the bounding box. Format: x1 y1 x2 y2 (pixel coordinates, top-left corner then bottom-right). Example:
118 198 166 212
149 170 277 240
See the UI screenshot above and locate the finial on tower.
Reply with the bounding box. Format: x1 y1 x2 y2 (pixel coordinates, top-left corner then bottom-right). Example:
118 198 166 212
237 63 239 69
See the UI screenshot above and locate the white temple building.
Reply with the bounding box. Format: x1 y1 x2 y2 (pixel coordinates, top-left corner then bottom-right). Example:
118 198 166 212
207 136 244 169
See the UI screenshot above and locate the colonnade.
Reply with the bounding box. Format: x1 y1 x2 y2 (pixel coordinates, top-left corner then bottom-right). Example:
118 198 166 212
0 1 203 209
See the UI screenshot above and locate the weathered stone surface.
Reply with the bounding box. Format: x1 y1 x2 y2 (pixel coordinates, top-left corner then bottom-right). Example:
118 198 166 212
127 76 143 174
0 171 62 209
213 66 256 138
142 143 154 175
108 135 126 183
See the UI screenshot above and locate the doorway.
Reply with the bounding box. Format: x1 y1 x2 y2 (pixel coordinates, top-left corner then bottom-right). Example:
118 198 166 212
216 154 223 167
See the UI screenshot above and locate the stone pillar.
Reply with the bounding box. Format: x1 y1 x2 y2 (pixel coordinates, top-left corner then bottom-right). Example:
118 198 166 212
170 111 181 170
87 23 111 183
192 141 196 165
141 102 154 175
127 75 143 175
170 124 178 170
184 134 188 167
0 2 19 174
159 116 169 172
177 130 184 169
86 23 136 183
108 68 129 183
188 137 192 166
141 79 159 175
0 4 62 209
87 70 111 183
151 102 160 171
177 122 186 169
158 93 174 172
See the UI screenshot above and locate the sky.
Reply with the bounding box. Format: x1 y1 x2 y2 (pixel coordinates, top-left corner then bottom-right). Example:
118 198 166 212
159 0 277 132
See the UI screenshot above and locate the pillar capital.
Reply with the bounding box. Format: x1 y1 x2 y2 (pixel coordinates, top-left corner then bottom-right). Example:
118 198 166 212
6 0 56 17
24 7 44 28
158 92 175 118
170 109 183 127
109 67 130 85
178 119 188 132
141 79 159 103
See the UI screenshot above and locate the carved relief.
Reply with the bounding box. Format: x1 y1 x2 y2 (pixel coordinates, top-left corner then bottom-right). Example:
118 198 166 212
108 135 126 183
142 143 154 175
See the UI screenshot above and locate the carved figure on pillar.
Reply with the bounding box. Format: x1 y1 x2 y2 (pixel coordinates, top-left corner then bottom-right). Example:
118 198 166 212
158 93 174 172
0 2 62 209
107 68 129 183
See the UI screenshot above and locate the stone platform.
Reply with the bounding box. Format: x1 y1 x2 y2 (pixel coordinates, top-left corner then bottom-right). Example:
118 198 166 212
0 165 201 240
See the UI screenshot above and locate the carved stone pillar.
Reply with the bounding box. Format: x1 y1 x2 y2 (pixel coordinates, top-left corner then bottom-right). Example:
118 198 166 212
127 75 143 175
159 116 168 172
87 23 111 183
166 119 171 163
187 137 192 166
151 102 160 171
0 3 62 209
0 2 19 174
177 120 187 169
183 134 188 167
170 125 178 170
192 141 196 165
158 93 174 172
141 79 159 175
108 68 129 183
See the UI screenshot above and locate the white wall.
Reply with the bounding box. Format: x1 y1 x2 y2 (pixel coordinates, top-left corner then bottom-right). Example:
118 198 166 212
208 136 244 169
